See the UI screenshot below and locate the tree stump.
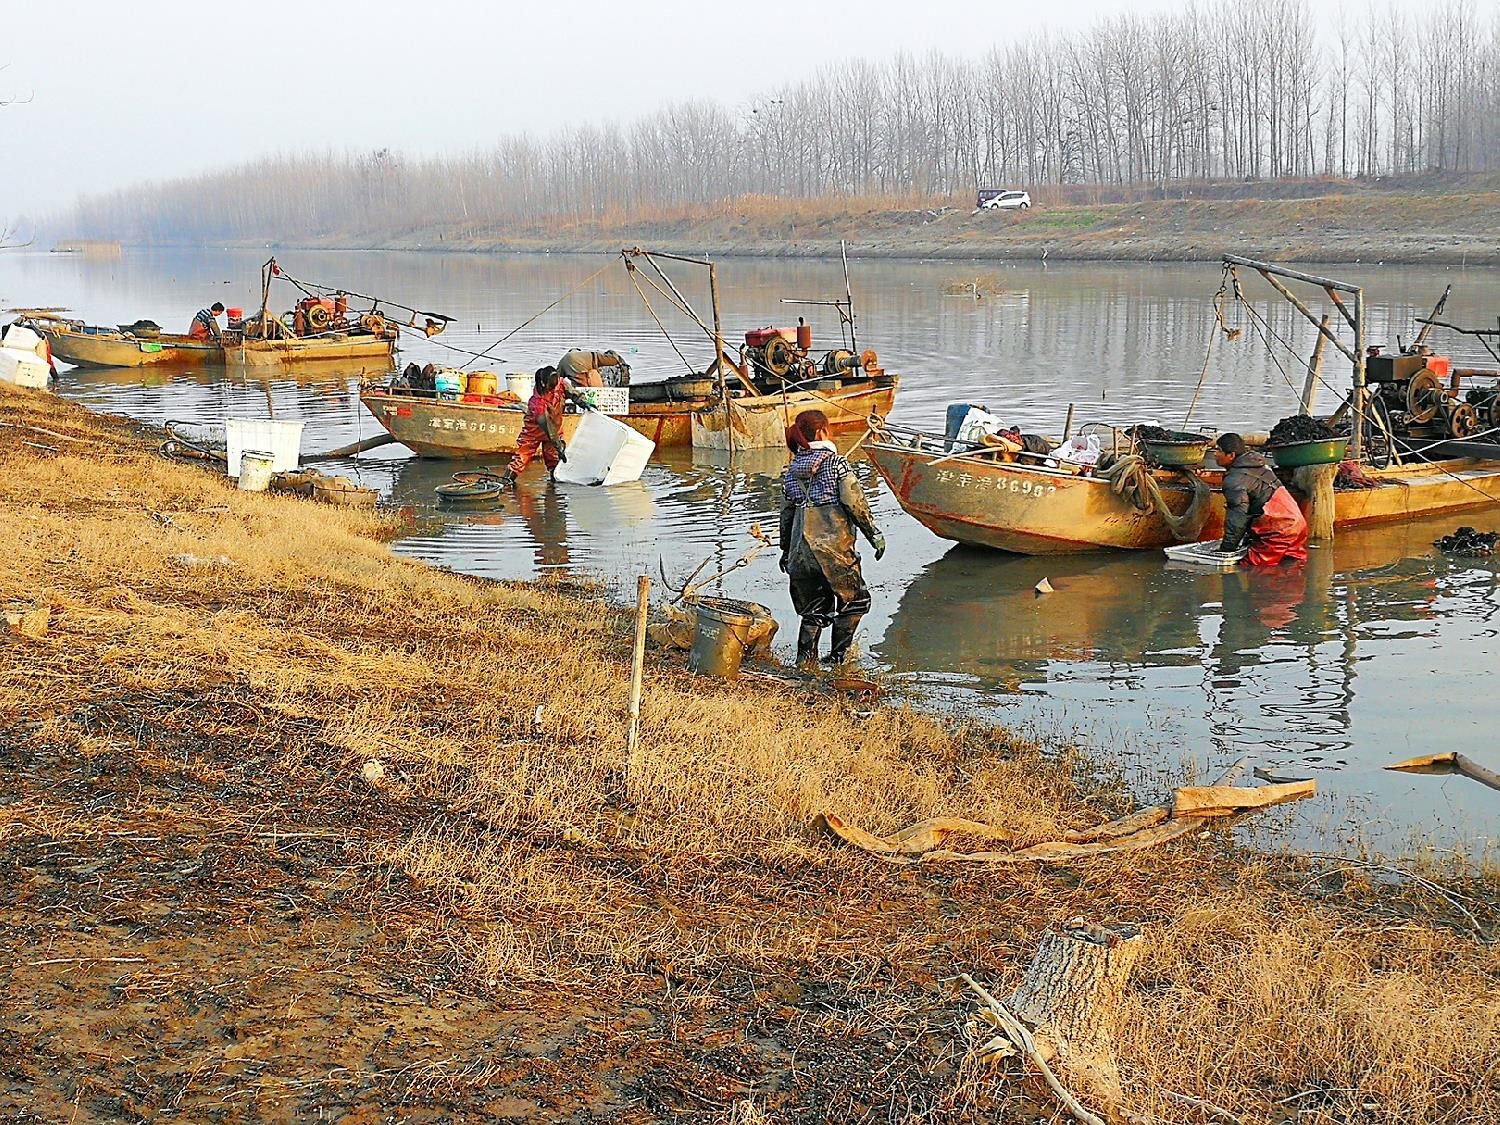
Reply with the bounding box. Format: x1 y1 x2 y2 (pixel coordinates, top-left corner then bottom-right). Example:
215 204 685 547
1292 463 1338 542
1007 918 1144 1107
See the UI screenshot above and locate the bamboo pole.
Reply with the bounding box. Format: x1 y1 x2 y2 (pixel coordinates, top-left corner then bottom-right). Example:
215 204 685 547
1063 403 1076 441
1301 316 1329 415
626 575 650 768
1352 290 1366 460
1257 270 1357 364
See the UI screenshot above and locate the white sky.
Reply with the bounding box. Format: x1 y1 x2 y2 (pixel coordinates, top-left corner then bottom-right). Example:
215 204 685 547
1 0 1436 224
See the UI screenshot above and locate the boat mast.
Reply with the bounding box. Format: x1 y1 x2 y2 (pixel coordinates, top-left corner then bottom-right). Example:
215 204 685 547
1223 255 1367 459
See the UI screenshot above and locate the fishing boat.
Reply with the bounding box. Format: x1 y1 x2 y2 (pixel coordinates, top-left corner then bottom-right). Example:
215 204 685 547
361 372 897 458
868 256 1500 556
16 258 449 371
866 426 1217 554
359 246 899 458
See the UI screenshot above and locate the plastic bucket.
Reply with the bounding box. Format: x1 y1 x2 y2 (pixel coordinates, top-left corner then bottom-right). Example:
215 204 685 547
506 372 533 400
687 597 757 679
466 371 498 396
237 450 275 492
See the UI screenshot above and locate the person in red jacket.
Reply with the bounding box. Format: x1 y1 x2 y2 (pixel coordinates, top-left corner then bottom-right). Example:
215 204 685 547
496 366 569 486
1216 432 1308 566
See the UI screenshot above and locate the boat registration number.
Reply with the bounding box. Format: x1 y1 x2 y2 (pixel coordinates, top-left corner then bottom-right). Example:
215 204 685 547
935 469 1057 497
428 418 508 434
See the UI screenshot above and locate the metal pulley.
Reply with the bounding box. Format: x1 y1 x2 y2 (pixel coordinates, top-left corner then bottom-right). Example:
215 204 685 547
762 336 794 376
1405 368 1444 423
305 303 332 331
1446 401 1480 439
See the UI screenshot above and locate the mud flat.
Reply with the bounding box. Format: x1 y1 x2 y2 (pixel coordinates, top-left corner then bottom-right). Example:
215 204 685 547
2 384 1497 1122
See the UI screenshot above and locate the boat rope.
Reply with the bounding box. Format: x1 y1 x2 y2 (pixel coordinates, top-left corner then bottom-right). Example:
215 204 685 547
1102 455 1209 542
1182 264 1234 426
270 264 454 329
623 263 701 376
453 259 617 370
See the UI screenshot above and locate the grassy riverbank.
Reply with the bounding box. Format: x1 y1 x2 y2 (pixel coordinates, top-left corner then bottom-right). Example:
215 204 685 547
2 385 1498 1122
277 176 1500 266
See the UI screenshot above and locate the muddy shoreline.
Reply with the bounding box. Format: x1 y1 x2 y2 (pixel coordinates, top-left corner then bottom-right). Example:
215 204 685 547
3 387 1498 1123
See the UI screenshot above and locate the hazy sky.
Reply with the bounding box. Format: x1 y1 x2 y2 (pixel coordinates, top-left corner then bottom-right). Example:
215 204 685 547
2 0 1434 224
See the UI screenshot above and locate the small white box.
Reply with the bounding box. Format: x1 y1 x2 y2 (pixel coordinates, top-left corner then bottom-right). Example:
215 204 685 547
573 386 629 415
225 418 305 476
554 411 654 486
0 347 49 389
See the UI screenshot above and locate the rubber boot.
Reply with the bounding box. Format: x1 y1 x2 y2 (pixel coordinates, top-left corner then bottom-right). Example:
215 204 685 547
824 618 860 666
495 469 516 490
795 621 822 669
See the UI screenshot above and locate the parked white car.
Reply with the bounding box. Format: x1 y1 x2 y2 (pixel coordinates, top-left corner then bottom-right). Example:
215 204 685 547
977 189 1032 211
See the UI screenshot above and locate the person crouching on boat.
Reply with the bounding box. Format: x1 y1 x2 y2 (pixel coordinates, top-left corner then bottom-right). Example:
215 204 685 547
1215 432 1308 567
779 409 886 668
188 303 225 341
497 366 569 487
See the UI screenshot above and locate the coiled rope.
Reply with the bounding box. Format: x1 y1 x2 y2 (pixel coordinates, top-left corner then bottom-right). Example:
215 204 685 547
1102 455 1210 542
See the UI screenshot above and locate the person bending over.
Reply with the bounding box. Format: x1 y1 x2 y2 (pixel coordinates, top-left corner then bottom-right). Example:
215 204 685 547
188 302 225 341
1216 432 1308 566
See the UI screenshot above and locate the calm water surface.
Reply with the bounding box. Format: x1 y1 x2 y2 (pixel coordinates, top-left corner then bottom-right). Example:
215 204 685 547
5 247 1498 855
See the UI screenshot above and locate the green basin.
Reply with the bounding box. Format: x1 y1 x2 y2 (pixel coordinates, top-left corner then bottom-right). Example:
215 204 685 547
1267 436 1350 467
1141 434 1213 467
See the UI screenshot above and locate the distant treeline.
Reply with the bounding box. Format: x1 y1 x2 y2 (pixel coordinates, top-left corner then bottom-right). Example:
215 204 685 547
67 0 1500 243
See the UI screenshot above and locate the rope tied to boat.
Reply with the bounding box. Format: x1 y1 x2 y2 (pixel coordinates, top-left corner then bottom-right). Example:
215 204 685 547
1102 455 1210 542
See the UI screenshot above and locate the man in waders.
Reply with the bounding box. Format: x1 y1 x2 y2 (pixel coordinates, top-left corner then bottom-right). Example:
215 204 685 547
1216 432 1309 566
496 366 569 487
779 409 886 668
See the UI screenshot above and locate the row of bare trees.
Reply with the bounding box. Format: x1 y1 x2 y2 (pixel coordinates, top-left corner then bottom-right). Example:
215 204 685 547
65 0 1500 243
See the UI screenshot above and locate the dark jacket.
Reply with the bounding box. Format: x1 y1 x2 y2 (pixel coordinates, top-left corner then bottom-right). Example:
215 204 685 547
1220 449 1281 551
779 447 880 603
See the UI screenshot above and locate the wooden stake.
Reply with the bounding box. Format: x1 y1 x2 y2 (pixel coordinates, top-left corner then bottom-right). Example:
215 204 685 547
1062 403 1075 441
1301 315 1329 415
626 575 650 768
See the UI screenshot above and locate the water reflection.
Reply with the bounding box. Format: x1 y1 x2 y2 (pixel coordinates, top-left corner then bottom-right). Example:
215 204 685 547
9 247 1500 855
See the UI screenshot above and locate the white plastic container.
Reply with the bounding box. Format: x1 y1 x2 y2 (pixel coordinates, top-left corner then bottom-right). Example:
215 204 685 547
1 325 45 355
506 372 534 400
237 451 275 492
0 347 49 389
225 418 304 476
554 411 655 486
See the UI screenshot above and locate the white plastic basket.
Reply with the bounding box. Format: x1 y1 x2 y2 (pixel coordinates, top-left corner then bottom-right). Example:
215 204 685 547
572 386 630 415
225 418 304 476
1163 541 1247 571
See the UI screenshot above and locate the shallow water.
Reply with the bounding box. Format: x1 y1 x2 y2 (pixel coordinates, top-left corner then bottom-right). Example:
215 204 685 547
6 247 1499 855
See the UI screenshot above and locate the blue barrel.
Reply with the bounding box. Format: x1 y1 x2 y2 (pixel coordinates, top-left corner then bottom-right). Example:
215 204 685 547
945 402 986 443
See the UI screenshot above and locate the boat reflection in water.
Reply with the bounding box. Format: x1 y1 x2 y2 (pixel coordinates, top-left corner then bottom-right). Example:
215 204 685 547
877 508 1500 849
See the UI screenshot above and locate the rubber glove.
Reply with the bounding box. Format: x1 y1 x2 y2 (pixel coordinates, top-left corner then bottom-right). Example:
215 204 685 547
873 533 887 561
555 438 568 463
778 554 789 573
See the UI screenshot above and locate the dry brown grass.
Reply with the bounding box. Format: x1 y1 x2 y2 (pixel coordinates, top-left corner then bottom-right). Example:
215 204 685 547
2 385 1497 1123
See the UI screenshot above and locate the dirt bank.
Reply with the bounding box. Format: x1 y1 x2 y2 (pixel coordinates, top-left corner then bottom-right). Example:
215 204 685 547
2 385 1498 1123
286 178 1500 266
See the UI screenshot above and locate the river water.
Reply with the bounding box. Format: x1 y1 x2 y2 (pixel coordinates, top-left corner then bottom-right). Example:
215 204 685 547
5 247 1498 857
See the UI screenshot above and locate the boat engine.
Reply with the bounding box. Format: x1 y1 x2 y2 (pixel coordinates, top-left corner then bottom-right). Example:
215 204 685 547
295 296 336 335
1366 346 1478 440
744 322 809 382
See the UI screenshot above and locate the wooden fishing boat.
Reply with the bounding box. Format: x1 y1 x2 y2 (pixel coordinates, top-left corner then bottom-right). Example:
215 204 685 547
34 323 222 369
866 432 1215 554
360 374 898 458
867 430 1500 555
18 257 444 372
